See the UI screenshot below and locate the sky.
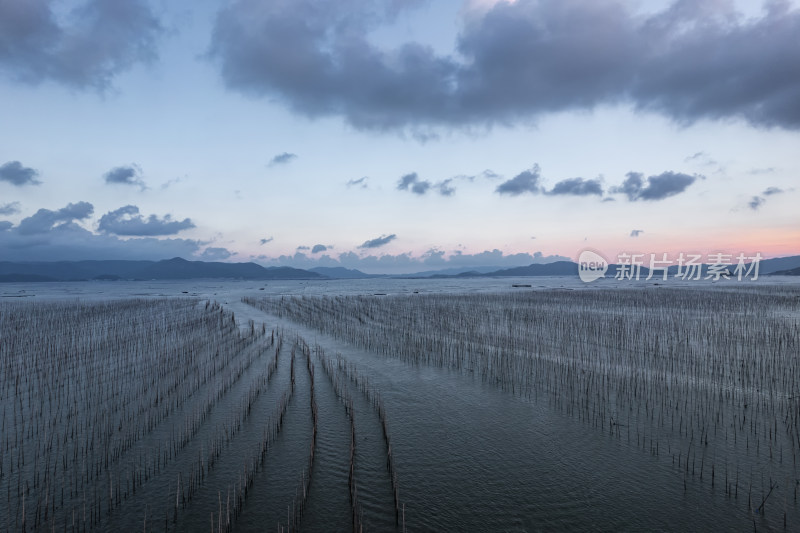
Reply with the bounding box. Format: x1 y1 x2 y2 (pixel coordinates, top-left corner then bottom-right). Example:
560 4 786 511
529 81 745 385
0 0 798 274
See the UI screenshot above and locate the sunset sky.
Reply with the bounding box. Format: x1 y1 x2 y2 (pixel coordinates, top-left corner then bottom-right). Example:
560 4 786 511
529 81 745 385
0 0 798 273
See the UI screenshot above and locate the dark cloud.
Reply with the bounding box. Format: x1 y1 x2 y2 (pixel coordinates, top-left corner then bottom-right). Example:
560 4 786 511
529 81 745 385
359 233 396 249
396 172 453 196
209 0 800 131
311 244 327 253
397 172 426 194
103 164 145 189
98 205 195 236
748 196 765 210
0 0 162 90
0 201 21 215
0 224 201 262
296 245 310 250
684 151 718 167
548 177 603 196
17 201 93 235
630 0 800 129
257 247 571 275
347 176 369 188
612 172 644 200
495 165 542 196
269 152 297 166
0 202 206 262
453 169 501 182
437 178 455 196
160 176 185 190
747 186 786 210
748 167 776 175
200 247 232 260
259 236 274 245
611 171 697 201
409 180 430 195
209 0 455 131
630 229 644 237
0 161 41 186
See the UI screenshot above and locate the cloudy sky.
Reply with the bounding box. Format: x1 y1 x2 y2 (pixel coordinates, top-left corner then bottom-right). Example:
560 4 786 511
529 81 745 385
0 0 797 274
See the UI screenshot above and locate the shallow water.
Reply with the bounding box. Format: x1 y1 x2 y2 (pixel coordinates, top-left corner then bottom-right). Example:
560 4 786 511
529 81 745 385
1 279 798 531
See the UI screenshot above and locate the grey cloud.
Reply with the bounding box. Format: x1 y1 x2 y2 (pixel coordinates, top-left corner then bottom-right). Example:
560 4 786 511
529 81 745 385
748 186 785 210
0 161 41 186
209 0 800 131
1 203 204 262
17 201 93 235
258 248 571 275
411 181 430 195
269 152 297 166
0 201 21 215
259 237 274 245
160 176 185 190
311 244 328 253
359 234 396 249
630 229 644 237
748 167 776 175
98 205 194 236
0 0 162 90
210 0 457 131
748 196 765 210
200 247 232 260
0 216 201 263
636 172 697 200
442 249 570 268
612 172 644 200
495 165 542 196
611 171 697 201
396 172 454 196
548 177 603 196
631 0 800 129
437 179 455 196
297 245 310 250
104 164 145 189
684 151 717 166
347 176 369 188
266 250 416 272
454 169 500 182
397 172 423 192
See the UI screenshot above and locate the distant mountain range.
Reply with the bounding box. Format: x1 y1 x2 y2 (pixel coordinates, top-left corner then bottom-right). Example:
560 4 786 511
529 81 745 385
308 267 384 279
0 257 323 282
769 266 800 276
0 254 797 282
472 261 579 277
400 265 515 277
415 255 799 278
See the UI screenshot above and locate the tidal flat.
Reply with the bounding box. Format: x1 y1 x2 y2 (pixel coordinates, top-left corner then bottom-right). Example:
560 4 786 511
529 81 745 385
1 279 798 531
